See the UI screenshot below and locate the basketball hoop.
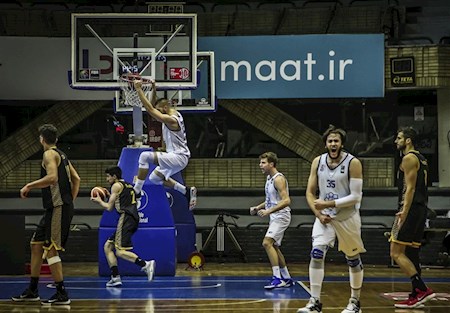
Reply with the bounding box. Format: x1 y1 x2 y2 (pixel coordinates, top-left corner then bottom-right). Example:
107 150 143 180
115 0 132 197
118 73 153 107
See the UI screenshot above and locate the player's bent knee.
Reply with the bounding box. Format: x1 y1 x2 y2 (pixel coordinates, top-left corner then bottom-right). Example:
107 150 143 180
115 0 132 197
47 255 61 266
138 152 152 169
104 241 113 252
149 171 163 185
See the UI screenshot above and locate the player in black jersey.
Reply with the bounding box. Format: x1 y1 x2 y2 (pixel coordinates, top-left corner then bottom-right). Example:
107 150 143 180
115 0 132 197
91 166 155 287
12 124 80 306
390 127 435 309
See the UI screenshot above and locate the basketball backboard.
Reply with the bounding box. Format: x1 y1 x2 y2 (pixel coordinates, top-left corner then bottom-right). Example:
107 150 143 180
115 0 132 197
114 51 216 113
71 13 197 89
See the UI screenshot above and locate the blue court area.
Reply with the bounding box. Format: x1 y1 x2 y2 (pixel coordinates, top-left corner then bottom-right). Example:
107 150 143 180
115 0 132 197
0 276 308 301
1 275 449 302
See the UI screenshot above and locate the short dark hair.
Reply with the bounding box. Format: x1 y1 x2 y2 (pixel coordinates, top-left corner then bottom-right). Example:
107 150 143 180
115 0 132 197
322 124 346 144
259 151 278 167
38 124 58 144
398 126 418 145
105 166 122 179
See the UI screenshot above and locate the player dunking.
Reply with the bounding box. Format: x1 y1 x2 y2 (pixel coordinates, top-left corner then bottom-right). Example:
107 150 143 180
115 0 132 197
133 79 197 210
91 166 155 287
298 125 365 313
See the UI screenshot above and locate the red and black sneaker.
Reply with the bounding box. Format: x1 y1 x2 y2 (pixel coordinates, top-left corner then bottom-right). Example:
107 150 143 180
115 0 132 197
416 287 435 305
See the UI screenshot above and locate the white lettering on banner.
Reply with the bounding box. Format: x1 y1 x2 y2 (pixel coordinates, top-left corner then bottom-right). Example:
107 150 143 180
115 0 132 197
340 59 353 80
280 60 301 81
221 60 252 81
220 50 353 82
255 61 276 81
138 211 148 223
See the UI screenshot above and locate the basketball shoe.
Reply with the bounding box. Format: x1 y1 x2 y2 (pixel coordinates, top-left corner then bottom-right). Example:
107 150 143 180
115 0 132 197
395 288 435 308
106 276 122 287
341 297 362 313
142 260 156 281
11 288 40 302
264 276 286 289
282 278 296 287
41 290 71 305
186 186 197 210
416 287 435 305
297 297 323 313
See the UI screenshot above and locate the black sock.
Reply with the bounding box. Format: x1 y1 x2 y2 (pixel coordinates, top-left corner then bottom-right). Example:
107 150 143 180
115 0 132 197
410 274 427 292
55 281 66 293
111 265 119 277
30 277 39 291
135 258 146 267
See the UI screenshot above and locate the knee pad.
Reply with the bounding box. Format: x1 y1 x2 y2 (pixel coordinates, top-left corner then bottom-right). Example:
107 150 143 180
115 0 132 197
346 254 363 271
47 255 61 266
310 245 327 269
310 245 327 260
138 151 154 169
149 171 163 185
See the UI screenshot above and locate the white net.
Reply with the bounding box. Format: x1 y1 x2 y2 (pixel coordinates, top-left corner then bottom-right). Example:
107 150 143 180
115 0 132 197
118 73 153 107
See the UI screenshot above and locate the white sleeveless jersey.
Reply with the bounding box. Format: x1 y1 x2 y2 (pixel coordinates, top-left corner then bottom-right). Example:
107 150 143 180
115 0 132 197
265 172 291 221
162 111 191 157
317 152 359 221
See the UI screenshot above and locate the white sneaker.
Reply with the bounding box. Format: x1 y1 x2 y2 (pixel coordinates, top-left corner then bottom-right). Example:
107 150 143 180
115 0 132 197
187 186 197 210
106 276 122 287
142 260 156 281
297 297 323 313
341 297 362 313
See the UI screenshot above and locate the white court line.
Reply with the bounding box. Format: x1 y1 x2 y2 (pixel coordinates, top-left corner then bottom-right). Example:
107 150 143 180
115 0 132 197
0 278 272 284
297 280 311 295
46 283 222 290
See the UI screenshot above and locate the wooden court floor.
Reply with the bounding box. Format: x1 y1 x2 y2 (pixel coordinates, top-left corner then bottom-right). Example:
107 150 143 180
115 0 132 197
1 262 449 313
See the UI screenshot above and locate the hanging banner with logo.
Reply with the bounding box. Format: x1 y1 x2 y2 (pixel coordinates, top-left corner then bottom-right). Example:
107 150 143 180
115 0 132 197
199 34 385 99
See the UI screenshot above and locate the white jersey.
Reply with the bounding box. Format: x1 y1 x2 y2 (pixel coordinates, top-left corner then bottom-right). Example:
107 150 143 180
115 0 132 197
265 172 291 222
317 152 359 221
162 111 191 157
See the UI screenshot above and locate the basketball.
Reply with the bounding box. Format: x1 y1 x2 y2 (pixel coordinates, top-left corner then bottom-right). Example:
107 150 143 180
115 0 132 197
90 186 109 200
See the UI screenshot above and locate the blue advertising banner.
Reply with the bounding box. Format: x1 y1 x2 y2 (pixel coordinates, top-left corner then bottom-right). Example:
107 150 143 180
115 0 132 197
198 34 384 99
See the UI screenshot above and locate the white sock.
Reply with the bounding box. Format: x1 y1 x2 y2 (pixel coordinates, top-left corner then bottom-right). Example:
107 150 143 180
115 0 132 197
174 182 187 195
134 179 145 194
309 267 324 300
272 266 281 278
349 268 364 300
280 267 291 279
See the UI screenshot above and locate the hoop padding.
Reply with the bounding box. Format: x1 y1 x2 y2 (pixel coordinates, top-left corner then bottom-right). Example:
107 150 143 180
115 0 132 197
118 73 153 107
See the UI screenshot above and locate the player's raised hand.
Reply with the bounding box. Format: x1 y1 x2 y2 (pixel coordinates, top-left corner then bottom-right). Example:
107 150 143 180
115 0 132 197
134 79 142 89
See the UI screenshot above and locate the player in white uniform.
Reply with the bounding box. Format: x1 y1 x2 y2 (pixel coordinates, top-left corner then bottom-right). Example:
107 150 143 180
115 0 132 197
250 152 294 289
133 80 197 210
298 125 365 313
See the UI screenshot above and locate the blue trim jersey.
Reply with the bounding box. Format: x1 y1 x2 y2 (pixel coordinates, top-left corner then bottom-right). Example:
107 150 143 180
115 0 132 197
265 172 291 222
317 152 359 221
162 111 191 157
